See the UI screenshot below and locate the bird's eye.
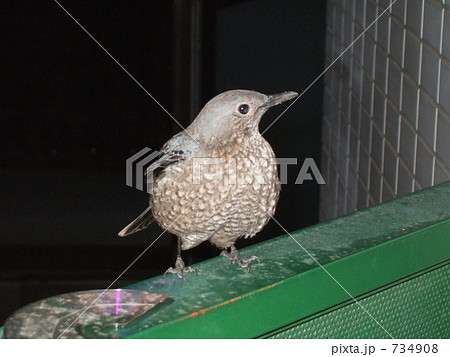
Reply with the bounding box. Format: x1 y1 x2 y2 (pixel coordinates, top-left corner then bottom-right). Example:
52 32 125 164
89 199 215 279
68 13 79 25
238 104 249 115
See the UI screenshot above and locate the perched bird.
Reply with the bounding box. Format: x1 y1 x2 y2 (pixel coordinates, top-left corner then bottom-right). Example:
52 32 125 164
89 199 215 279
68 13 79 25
119 89 298 278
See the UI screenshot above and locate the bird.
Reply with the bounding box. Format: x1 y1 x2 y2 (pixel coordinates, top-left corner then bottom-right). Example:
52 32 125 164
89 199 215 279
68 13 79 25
119 89 298 278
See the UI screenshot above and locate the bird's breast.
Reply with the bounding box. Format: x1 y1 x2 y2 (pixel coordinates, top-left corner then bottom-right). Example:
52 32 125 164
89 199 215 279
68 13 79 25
150 136 280 243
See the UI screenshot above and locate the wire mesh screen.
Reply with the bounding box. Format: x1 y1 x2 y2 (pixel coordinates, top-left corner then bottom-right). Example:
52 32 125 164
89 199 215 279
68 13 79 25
320 0 450 220
268 263 449 339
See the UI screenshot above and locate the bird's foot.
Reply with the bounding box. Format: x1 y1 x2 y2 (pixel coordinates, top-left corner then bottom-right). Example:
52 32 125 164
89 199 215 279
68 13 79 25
164 256 196 279
220 246 260 273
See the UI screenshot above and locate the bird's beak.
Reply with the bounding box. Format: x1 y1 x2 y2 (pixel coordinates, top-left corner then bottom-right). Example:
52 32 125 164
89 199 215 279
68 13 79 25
264 91 298 108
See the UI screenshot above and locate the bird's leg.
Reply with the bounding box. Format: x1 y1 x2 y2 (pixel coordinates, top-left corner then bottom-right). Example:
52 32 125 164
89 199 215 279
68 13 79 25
220 245 260 272
164 256 196 279
164 237 196 279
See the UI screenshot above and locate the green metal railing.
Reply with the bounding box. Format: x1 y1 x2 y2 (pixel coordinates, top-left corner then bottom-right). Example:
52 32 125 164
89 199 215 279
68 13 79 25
117 181 450 338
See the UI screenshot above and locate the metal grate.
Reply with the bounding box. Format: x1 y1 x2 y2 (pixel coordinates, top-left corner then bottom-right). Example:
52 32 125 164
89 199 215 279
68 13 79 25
268 263 450 339
320 0 450 220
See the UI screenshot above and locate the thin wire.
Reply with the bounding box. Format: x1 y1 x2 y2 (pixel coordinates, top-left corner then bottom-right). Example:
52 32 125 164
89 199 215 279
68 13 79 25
53 0 198 144
261 0 399 136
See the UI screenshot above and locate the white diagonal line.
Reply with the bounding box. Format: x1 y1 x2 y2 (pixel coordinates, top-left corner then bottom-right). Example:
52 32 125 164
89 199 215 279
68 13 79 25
248 196 394 338
261 0 399 136
53 0 198 144
57 195 201 338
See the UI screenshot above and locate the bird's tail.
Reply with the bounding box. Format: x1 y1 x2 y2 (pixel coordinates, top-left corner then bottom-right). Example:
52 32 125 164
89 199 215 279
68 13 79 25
118 206 155 237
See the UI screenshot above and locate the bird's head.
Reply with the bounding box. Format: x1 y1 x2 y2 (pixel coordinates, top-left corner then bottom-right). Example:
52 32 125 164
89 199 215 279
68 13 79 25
187 89 298 144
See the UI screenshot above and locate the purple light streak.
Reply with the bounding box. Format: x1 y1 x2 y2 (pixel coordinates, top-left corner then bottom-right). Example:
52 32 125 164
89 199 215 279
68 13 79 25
115 289 121 315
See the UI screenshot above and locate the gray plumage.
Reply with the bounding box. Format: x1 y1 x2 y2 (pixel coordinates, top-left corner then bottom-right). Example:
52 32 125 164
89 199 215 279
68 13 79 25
119 89 298 277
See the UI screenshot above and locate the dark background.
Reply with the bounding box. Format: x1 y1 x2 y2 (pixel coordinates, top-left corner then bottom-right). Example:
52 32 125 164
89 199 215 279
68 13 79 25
0 0 325 324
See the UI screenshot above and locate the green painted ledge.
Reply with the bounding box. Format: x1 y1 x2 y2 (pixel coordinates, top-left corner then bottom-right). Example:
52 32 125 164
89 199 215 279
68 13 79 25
114 181 449 338
2 182 449 338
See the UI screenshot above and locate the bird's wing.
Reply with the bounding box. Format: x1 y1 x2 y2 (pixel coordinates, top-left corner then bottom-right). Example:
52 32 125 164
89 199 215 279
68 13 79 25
145 132 199 184
118 133 198 237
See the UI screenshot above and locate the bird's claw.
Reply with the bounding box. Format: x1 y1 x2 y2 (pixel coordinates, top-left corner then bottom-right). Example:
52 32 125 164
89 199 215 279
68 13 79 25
240 256 260 273
164 256 196 280
221 247 260 273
